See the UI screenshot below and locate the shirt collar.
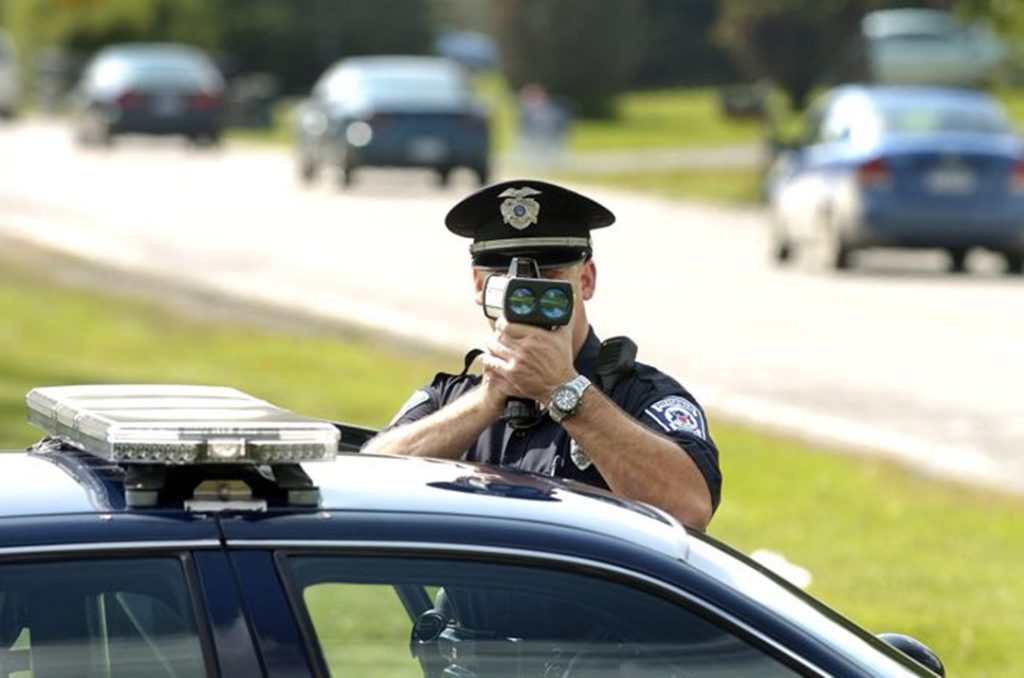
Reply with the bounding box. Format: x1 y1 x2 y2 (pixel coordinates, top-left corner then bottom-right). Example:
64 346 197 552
573 326 602 382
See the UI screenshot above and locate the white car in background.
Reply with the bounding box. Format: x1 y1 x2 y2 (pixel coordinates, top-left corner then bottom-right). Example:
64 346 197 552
0 28 20 119
862 9 1006 87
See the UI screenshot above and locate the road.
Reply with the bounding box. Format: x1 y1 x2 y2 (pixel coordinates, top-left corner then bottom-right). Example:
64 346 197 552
1 120 1022 493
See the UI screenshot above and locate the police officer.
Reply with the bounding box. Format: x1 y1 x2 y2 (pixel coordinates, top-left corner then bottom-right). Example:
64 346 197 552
364 180 721 529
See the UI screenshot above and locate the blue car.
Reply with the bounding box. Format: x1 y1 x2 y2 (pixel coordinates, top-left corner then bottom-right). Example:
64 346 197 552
0 384 943 676
295 56 490 188
767 85 1024 273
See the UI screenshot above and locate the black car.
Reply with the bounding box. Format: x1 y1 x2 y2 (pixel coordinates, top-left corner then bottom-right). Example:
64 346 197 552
72 43 225 147
295 56 490 188
0 384 943 676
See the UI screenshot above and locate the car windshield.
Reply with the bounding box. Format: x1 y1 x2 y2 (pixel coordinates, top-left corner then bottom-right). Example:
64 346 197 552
879 101 1010 135
357 69 468 105
96 49 221 89
129 66 213 88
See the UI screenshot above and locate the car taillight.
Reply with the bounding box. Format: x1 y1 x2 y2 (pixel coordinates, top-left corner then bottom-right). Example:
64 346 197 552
188 91 222 111
856 157 891 188
115 90 146 110
1009 159 1024 192
461 115 484 130
370 114 392 127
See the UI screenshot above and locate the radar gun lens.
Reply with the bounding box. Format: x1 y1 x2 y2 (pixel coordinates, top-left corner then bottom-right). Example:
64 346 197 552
540 288 571 321
508 287 537 317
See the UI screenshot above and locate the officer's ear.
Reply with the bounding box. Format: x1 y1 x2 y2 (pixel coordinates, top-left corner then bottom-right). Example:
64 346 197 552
580 258 596 301
472 268 486 306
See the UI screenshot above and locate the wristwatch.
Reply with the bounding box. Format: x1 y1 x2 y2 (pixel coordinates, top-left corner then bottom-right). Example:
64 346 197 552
548 375 592 423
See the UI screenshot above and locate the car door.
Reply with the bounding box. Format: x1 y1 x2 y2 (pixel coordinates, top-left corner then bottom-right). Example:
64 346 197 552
296 67 343 163
778 95 859 244
264 549 810 677
223 511 818 677
0 512 256 678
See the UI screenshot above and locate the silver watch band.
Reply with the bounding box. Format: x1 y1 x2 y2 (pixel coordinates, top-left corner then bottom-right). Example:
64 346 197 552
549 375 592 422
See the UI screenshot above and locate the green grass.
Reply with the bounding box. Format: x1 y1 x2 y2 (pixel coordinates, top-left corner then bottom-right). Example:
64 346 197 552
225 79 767 157
555 166 765 205
3 252 1022 676
0 259 439 447
715 426 1024 676
995 86 1024 131
569 88 764 151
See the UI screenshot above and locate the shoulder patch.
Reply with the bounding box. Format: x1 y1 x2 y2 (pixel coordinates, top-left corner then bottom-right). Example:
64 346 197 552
388 389 432 427
644 396 706 441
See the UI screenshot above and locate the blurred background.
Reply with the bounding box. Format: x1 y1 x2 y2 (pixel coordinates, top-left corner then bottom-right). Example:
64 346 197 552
1 1 1023 675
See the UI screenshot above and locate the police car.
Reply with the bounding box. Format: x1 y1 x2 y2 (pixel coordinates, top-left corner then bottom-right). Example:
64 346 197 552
0 384 943 677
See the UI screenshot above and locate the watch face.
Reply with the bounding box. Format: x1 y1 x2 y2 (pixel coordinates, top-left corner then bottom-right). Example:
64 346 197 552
553 387 577 412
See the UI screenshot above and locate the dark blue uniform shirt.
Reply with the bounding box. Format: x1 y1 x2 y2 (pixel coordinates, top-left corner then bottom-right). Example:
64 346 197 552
389 328 722 512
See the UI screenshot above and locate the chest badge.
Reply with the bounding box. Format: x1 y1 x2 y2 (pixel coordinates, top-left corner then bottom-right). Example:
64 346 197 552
498 187 541 230
569 438 592 471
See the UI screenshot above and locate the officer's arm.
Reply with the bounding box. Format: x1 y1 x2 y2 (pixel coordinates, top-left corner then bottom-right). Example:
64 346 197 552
362 386 503 459
558 391 714 530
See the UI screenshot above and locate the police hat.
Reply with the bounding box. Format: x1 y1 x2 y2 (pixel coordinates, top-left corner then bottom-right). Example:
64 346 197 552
445 179 615 267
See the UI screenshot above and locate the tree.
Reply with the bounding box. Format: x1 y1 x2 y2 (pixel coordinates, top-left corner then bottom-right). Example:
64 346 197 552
715 0 870 111
491 0 645 118
1 0 435 96
634 0 736 87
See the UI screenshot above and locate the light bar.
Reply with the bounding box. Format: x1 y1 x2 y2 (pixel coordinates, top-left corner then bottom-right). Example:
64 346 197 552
27 384 339 465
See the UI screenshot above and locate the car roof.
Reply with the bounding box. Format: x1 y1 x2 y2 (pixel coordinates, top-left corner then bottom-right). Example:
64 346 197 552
824 84 1004 113
96 42 209 58
340 55 461 70
862 8 961 39
0 449 690 560
830 84 995 103
333 55 464 81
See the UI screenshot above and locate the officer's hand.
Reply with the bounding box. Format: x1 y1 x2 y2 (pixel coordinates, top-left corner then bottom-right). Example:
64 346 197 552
478 363 516 415
482 316 575 403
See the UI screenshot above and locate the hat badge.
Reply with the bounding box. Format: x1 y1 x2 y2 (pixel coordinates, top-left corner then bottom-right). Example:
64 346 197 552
498 187 541 230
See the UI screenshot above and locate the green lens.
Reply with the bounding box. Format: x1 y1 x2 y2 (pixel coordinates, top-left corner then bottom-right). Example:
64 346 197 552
508 287 537 317
540 288 571 320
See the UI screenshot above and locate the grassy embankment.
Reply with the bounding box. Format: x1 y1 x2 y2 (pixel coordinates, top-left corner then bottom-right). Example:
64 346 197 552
1 253 1022 676
227 79 772 204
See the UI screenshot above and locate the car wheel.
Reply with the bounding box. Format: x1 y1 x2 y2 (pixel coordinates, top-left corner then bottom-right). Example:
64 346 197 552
947 247 969 273
298 155 320 184
473 166 490 186
97 126 115 148
770 215 793 264
437 167 452 187
74 122 95 148
189 133 220 149
1004 251 1024 275
812 212 852 272
337 164 355 188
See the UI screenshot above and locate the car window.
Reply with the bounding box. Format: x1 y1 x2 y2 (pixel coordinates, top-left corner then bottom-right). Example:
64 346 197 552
0 558 208 677
879 101 1010 135
283 555 797 677
801 100 829 145
358 72 467 101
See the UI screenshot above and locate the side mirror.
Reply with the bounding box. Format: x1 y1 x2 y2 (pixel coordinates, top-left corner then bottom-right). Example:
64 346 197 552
878 633 945 676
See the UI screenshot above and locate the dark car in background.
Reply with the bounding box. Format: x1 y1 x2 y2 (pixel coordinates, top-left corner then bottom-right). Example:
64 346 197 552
72 43 225 147
295 55 490 188
767 85 1024 273
0 383 945 676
